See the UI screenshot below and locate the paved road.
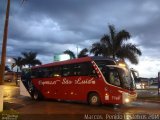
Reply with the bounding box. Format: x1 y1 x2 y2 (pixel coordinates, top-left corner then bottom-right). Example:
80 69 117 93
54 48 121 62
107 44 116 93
3 83 160 120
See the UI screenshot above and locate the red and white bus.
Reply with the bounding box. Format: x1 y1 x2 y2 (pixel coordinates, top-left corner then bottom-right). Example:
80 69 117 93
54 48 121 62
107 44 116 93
22 57 137 105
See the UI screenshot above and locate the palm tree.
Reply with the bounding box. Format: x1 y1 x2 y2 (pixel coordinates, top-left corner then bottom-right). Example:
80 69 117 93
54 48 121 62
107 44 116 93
90 25 142 64
13 57 24 72
63 48 89 59
90 42 109 57
21 51 42 68
5 65 10 72
78 48 88 58
63 50 76 59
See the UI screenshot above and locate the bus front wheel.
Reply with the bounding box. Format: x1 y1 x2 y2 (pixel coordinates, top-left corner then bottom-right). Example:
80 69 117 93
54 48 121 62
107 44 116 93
88 93 101 106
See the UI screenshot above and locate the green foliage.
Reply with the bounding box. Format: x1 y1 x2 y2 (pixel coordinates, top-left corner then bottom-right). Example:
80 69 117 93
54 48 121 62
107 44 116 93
63 50 76 59
63 48 89 59
13 51 42 69
0 110 19 120
21 51 42 68
90 25 142 64
78 48 88 58
13 57 23 71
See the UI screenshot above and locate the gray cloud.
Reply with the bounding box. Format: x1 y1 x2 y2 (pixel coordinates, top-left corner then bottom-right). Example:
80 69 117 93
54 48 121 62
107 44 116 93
1 0 160 77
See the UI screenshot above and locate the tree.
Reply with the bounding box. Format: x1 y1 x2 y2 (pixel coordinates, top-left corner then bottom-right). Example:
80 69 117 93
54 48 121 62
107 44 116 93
13 57 24 72
90 25 142 64
5 65 10 72
21 51 42 68
63 50 76 59
78 48 88 58
90 42 109 57
63 48 89 59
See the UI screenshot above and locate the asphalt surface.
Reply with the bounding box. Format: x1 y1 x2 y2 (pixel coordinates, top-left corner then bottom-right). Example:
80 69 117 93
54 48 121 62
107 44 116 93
2 82 160 120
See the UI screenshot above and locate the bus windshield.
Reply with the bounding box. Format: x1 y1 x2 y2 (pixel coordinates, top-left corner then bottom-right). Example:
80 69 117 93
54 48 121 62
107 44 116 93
100 65 136 90
118 68 136 90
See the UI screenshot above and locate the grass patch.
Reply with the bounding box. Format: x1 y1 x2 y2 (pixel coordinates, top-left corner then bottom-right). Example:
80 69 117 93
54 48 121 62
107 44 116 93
136 88 158 90
138 96 160 101
0 110 20 120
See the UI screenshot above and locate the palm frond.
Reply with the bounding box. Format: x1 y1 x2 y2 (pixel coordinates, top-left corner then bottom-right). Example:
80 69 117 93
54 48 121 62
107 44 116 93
21 51 41 67
63 50 76 59
123 43 142 56
115 30 131 48
116 44 141 64
90 42 102 56
100 35 112 48
109 25 116 41
78 48 88 58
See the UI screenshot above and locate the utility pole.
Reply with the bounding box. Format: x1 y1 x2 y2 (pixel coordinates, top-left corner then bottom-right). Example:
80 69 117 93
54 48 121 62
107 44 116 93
76 45 78 58
0 0 10 112
158 72 160 95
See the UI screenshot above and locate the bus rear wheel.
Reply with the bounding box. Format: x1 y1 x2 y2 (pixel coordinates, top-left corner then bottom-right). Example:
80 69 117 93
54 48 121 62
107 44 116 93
88 93 101 106
33 89 43 100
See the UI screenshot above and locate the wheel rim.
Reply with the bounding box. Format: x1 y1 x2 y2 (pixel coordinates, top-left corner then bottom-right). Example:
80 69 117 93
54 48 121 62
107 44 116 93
33 91 38 100
28 82 33 93
91 96 98 104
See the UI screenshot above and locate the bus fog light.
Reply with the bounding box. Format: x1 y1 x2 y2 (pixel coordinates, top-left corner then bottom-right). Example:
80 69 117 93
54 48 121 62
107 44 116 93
125 98 130 103
105 93 109 100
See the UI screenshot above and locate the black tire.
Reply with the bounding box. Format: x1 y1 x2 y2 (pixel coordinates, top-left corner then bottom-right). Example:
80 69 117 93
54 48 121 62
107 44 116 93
88 93 101 106
27 81 43 100
28 81 34 94
33 89 43 100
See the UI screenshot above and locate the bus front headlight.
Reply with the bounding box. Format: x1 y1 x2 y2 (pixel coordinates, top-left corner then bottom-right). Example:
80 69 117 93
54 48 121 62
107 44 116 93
125 98 130 103
122 92 130 104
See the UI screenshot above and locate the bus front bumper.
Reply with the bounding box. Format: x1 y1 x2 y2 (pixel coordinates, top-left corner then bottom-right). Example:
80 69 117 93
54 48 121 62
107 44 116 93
122 92 137 104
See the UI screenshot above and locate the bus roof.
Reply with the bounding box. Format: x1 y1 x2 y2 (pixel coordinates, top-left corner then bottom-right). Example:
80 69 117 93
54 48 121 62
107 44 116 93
32 56 116 69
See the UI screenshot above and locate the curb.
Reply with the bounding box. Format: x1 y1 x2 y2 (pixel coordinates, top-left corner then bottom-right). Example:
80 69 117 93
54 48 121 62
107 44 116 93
137 99 160 103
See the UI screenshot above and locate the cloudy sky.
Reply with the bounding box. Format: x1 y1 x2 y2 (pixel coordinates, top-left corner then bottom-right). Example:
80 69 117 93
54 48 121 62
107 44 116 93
0 0 160 78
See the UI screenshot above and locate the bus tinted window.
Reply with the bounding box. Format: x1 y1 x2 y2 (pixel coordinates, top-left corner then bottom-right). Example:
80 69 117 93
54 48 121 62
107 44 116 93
73 62 97 76
31 68 44 78
62 65 72 77
95 60 116 67
31 62 97 78
43 67 54 78
53 66 62 77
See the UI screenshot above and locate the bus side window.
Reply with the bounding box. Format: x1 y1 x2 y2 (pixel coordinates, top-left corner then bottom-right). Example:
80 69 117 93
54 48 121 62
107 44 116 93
49 67 54 77
86 62 98 77
31 70 36 78
43 68 49 78
101 66 110 82
62 65 71 77
89 64 98 77
37 69 44 78
73 62 97 77
73 64 81 76
53 66 61 77
43 67 54 78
